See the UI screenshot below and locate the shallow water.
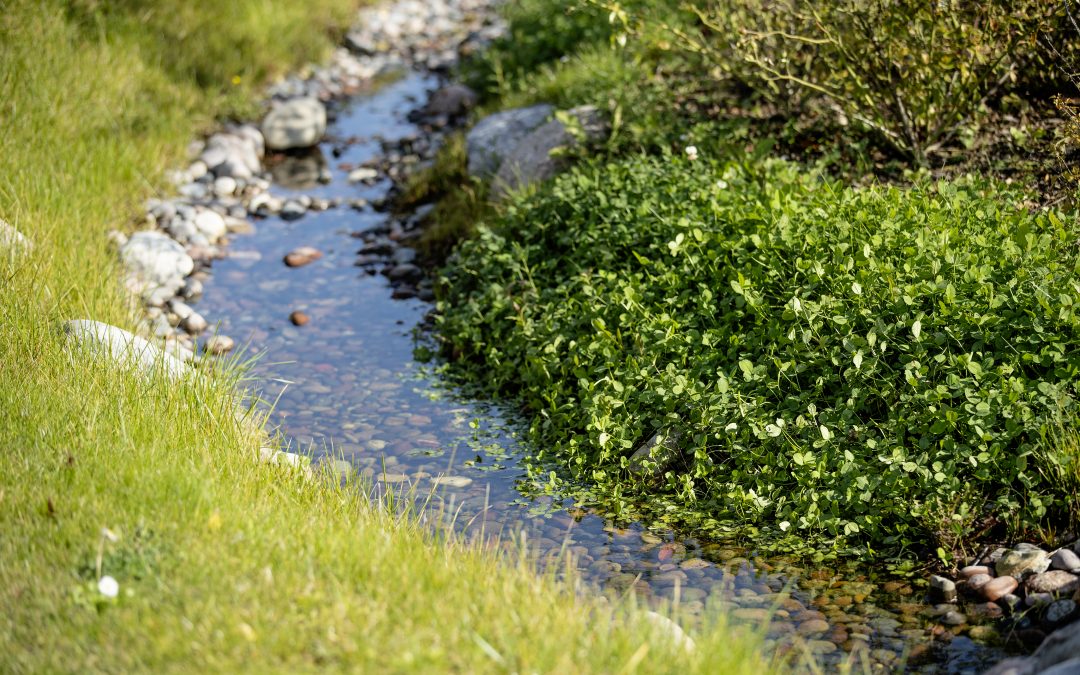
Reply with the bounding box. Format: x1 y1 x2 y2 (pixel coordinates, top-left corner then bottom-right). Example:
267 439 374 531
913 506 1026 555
197 70 1012 673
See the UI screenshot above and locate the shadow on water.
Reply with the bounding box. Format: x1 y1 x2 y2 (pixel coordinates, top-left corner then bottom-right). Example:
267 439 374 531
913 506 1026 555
197 70 1012 674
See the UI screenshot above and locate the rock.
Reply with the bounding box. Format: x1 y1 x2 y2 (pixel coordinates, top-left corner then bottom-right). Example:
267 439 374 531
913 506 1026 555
280 200 308 221
798 619 831 635
629 428 683 476
63 319 187 381
289 310 309 326
732 608 770 623
201 131 262 179
491 106 608 198
1045 599 1078 625
1027 571 1080 596
0 218 32 257
431 475 472 488
180 277 203 301
961 565 992 579
984 657 1037 675
1032 620 1080 671
213 176 238 197
119 231 194 305
996 547 1051 579
204 335 235 355
967 573 994 590
466 104 554 178
1027 592 1056 608
1040 658 1080 675
193 210 226 241
424 84 478 118
391 247 417 265
180 311 208 335
642 611 695 653
284 246 322 267
981 576 1019 602
262 97 327 151
1052 549 1080 573
348 167 379 183
387 263 421 281
930 575 958 602
939 611 967 626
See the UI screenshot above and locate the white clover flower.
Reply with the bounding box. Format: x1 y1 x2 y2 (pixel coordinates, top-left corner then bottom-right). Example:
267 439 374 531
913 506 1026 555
98 575 119 598
684 145 699 161
715 179 728 190
101 527 119 543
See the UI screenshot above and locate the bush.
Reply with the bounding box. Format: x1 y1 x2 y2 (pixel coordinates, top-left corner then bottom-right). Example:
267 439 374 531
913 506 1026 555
437 153 1080 554
664 0 1075 164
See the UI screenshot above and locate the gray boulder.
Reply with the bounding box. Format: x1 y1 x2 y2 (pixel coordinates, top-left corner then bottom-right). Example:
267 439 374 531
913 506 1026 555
120 231 194 306
64 320 187 381
262 97 327 151
466 104 554 178
491 105 608 198
424 84 478 118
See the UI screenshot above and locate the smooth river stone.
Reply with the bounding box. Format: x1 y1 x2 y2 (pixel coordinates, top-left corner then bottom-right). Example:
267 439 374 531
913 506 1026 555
960 565 991 579
981 576 1019 602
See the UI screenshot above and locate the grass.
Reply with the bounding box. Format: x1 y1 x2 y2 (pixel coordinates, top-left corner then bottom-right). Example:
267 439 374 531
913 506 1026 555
0 1 776 672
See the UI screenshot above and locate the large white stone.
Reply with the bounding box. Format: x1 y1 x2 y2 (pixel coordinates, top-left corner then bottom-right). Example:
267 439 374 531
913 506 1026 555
119 231 194 305
0 218 32 258
261 97 327 151
64 320 188 381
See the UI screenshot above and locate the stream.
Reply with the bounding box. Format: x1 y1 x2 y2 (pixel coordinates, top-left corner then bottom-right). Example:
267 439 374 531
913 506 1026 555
194 66 1013 675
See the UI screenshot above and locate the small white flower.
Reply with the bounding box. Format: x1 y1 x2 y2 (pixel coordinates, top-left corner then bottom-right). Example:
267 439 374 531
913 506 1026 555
100 527 119 543
715 179 728 190
98 575 119 598
684 145 699 161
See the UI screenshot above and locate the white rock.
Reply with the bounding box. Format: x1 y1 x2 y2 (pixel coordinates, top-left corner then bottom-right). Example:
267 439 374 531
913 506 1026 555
642 611 695 653
180 311 208 335
188 160 208 180
119 231 194 305
64 319 188 381
213 176 238 197
261 97 327 151
431 475 472 488
0 218 32 258
347 167 379 183
193 210 227 241
201 132 262 179
204 335 235 355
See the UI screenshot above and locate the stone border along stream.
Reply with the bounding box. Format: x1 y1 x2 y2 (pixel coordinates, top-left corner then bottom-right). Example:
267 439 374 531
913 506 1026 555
54 0 1080 673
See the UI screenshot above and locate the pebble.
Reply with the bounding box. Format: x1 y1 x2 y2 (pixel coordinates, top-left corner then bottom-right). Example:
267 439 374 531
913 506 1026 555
1051 548 1080 573
262 97 327 151
431 475 472 488
939 611 967 626
180 311 208 335
281 200 308 220
798 619 830 635
204 335 235 355
289 310 310 326
284 246 322 267
348 167 379 183
1046 599 1078 625
981 576 1019 601
966 573 993 591
960 565 991 579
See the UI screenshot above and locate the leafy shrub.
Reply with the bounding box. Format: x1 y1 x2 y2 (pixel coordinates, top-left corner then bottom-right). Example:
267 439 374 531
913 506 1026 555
665 0 1074 164
438 153 1080 553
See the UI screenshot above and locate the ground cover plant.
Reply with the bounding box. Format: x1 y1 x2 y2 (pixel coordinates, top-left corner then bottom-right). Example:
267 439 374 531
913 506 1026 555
436 152 1080 559
0 1 774 671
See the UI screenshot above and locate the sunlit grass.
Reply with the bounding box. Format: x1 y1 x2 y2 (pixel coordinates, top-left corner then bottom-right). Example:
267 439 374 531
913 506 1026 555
0 1 779 672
